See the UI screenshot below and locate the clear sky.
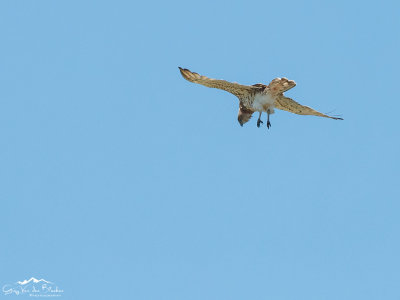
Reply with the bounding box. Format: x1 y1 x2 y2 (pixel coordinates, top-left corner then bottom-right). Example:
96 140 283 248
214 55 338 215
1 0 399 299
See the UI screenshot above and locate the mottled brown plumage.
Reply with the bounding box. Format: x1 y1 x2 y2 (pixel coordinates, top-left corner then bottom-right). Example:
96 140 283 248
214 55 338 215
179 67 343 128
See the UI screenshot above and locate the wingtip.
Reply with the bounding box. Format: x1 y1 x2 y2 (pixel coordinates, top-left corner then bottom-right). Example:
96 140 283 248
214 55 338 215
178 67 186 75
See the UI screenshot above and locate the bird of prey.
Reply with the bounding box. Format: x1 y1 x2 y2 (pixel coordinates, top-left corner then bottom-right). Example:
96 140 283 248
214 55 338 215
179 67 343 128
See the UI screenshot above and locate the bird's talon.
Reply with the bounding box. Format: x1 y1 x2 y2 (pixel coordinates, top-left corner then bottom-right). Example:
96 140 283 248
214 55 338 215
267 121 271 129
257 119 263 128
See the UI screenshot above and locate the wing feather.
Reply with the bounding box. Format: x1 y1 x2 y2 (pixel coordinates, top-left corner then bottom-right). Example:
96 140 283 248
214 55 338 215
179 67 255 99
275 95 343 120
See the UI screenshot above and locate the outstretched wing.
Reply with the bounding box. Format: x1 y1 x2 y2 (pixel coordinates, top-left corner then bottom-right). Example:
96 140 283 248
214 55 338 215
275 95 343 120
179 67 256 99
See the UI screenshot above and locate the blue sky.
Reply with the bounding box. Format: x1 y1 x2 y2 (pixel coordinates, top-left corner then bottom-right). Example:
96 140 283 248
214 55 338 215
1 0 399 299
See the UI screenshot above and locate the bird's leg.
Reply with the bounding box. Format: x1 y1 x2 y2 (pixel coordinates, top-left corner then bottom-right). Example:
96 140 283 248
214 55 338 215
257 112 263 128
267 110 271 129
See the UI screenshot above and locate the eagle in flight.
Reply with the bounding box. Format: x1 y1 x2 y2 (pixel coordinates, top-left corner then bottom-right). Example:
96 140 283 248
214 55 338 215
179 67 343 128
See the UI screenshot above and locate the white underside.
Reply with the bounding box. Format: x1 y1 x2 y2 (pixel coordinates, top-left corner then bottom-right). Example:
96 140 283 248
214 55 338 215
252 93 275 112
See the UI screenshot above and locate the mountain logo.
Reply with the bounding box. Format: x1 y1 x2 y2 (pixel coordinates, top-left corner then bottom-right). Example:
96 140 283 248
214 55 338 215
2 277 64 297
16 277 53 285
